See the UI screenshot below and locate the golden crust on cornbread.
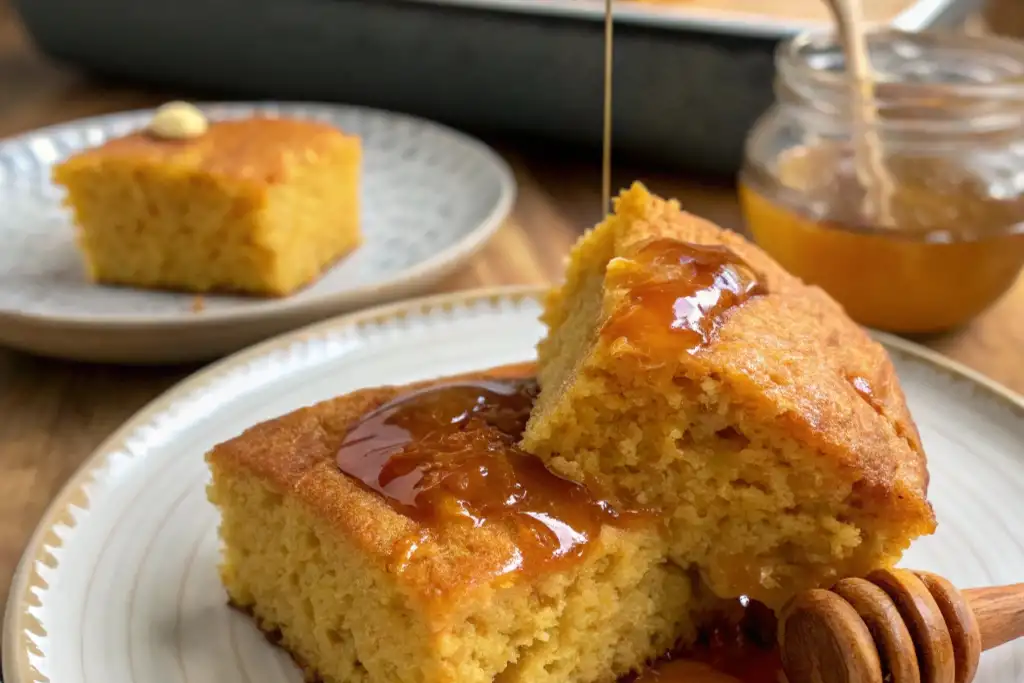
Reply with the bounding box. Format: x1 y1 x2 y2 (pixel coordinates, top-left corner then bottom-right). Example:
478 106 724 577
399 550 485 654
207 363 698 683
60 117 352 182
53 116 361 296
521 183 936 607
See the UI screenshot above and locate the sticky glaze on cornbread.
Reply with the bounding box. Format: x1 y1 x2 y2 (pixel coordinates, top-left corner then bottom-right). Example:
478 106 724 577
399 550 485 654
54 115 361 296
521 183 936 607
206 364 702 683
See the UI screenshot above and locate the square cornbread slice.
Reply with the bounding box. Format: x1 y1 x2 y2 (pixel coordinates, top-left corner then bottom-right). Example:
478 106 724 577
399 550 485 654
206 364 699 683
53 115 361 296
521 183 937 608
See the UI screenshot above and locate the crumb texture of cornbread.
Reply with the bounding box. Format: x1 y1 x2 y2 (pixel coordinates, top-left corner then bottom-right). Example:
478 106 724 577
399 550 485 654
207 364 699 683
521 183 937 608
53 117 361 296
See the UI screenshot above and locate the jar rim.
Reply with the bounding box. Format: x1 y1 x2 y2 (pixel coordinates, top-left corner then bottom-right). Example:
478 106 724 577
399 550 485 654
776 28 1024 124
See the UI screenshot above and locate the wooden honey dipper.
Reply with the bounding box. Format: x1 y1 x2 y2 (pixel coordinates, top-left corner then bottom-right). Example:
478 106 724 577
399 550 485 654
779 568 1024 683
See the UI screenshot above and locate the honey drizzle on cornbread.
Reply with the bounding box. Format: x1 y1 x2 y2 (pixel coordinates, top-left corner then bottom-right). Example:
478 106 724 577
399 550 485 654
602 238 766 355
336 378 626 574
638 600 782 683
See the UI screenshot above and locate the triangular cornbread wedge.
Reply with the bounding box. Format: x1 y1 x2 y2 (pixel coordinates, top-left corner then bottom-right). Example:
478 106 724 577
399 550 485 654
521 183 936 607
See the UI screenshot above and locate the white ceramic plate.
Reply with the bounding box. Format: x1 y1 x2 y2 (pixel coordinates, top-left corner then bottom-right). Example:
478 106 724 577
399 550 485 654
0 102 514 363
4 287 1024 683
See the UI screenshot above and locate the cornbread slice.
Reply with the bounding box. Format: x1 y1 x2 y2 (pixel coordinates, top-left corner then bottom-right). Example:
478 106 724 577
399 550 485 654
206 364 700 683
53 116 361 296
521 183 936 607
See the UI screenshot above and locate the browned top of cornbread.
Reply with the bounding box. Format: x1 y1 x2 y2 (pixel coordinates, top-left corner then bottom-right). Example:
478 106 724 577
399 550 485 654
55 117 356 186
544 183 933 522
208 363 631 605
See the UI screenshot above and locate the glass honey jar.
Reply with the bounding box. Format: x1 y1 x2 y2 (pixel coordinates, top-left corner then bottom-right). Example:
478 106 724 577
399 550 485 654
740 29 1024 334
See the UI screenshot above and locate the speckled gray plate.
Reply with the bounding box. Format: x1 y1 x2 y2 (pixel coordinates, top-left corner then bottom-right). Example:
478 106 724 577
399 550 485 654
0 102 515 364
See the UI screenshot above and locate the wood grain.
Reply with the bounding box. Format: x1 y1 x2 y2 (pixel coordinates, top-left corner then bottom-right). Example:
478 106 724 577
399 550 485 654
965 584 1024 652
1 0 1023 622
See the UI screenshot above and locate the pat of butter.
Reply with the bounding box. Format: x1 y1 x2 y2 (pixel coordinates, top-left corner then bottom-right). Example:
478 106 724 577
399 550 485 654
147 101 208 140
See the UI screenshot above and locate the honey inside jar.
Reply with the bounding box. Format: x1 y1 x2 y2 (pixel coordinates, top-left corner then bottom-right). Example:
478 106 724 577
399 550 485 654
741 30 1024 334
636 598 781 683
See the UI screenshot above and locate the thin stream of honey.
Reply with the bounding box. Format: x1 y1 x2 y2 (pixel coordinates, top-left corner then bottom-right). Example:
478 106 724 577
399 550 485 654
602 0 614 214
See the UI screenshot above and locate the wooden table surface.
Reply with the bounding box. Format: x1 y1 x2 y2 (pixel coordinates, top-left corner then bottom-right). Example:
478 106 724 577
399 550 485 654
2 0 1024 617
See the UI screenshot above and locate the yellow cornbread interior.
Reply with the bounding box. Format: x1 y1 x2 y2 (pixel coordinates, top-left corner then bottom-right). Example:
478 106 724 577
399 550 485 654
521 183 935 608
208 456 698 683
52 126 361 297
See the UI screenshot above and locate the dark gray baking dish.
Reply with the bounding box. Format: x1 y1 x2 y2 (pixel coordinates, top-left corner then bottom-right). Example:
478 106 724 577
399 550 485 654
13 0 978 174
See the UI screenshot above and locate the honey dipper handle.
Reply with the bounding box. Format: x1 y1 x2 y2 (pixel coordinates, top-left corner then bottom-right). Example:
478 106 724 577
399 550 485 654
964 584 1024 651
